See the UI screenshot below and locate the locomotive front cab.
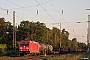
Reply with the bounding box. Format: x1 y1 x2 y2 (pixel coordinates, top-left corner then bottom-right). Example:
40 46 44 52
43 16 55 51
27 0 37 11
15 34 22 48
19 40 30 54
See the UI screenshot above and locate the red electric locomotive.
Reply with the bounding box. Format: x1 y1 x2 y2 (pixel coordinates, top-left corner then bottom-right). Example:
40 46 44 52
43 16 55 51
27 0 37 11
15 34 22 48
19 40 40 55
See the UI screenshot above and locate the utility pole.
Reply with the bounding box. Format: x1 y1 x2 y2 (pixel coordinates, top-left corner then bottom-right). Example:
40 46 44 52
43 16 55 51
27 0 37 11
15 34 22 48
60 22 61 48
87 15 90 51
13 11 16 51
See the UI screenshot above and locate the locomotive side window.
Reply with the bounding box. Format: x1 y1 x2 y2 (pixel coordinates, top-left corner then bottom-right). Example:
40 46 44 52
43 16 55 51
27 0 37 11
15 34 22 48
20 42 29 46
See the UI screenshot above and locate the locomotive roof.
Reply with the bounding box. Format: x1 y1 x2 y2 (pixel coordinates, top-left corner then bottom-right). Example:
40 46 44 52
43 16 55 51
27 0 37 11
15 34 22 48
20 40 39 44
20 40 31 42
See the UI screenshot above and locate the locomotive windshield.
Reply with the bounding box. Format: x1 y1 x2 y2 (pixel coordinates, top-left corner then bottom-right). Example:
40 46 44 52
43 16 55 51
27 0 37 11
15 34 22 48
20 42 29 46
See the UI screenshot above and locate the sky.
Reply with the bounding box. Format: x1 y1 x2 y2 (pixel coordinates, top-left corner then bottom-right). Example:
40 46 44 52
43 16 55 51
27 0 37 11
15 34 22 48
0 0 90 44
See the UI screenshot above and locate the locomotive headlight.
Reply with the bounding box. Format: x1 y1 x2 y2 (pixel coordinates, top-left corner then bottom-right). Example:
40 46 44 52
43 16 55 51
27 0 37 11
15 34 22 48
26 47 29 49
20 47 22 49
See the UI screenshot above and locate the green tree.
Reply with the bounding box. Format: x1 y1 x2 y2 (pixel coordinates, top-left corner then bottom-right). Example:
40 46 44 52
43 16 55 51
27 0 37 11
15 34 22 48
52 27 61 48
17 21 47 44
6 21 13 49
78 42 87 50
71 38 78 51
17 21 30 40
62 29 69 39
0 18 6 43
0 18 87 52
46 28 52 44
68 40 72 49
0 18 13 50
35 22 47 43
61 29 69 48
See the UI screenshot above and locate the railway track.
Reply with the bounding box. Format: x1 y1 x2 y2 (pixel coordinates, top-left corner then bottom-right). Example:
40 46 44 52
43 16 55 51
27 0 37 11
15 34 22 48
0 52 85 60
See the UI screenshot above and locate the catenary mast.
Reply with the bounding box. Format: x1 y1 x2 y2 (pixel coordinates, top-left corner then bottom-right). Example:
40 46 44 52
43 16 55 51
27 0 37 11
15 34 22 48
87 15 90 48
13 11 16 51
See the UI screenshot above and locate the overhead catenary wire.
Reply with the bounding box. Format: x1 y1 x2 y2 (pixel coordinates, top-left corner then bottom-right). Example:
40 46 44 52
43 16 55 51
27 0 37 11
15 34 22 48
47 0 65 25
6 0 53 10
49 1 86 23
35 0 57 23
5 0 41 22
5 0 48 22
6 0 22 8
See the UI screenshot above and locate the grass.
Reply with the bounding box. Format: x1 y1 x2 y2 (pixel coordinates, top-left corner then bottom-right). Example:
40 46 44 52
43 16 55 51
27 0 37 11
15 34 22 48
51 53 90 60
43 53 83 60
0 52 90 60
80 53 90 60
54 53 82 60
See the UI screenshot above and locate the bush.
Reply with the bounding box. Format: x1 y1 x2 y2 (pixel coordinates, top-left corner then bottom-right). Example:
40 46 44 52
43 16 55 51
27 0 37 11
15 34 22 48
0 48 6 56
0 44 7 53
0 49 4 56
0 48 3 53
5 50 19 56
